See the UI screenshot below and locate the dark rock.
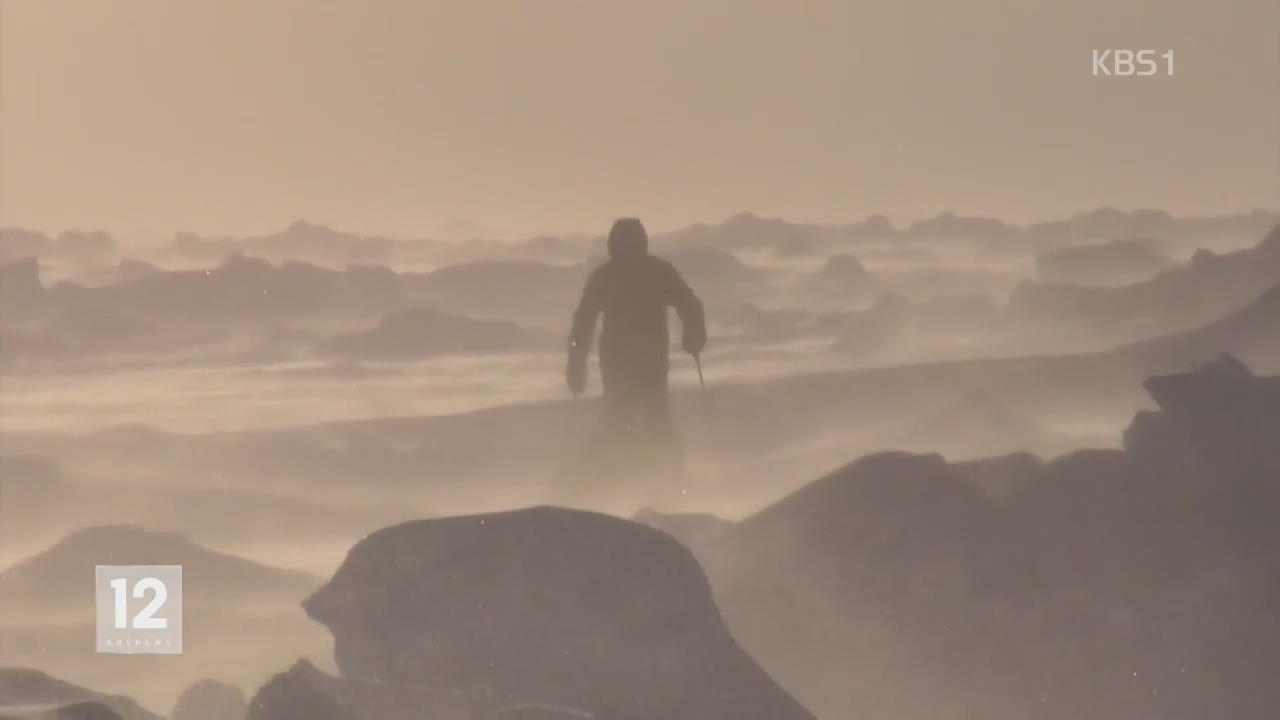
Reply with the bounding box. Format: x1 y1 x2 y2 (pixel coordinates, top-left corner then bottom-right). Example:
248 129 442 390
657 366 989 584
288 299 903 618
247 665 357 720
322 307 529 359
905 211 1013 244
0 257 47 325
0 668 160 720
53 703 124 720
304 507 814 720
74 253 405 333
0 526 320 618
0 227 53 262
171 679 247 720
401 260 582 324
1010 223 1280 341
821 253 868 278
708 360 1280 719
952 451 1043 498
667 211 816 255
1124 353 1280 484
730 304 813 345
632 507 733 554
1035 237 1174 285
246 659 472 720
56 230 115 259
493 704 594 719
665 244 761 300
726 451 995 602
1116 284 1280 368
173 222 394 265
72 257 161 288
828 293 912 355
802 253 878 304
254 221 394 264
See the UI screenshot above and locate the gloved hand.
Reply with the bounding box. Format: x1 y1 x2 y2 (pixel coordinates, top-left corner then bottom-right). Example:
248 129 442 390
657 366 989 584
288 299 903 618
566 353 587 396
682 325 707 356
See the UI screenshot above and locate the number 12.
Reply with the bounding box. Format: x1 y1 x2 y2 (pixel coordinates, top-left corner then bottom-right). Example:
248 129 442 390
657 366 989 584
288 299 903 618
109 577 169 629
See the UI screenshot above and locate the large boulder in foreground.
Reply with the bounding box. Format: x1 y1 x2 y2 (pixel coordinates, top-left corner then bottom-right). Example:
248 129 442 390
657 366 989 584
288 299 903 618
304 507 814 720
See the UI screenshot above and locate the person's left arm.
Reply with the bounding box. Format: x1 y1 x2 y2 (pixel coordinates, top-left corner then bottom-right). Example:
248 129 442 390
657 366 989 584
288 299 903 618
664 262 706 355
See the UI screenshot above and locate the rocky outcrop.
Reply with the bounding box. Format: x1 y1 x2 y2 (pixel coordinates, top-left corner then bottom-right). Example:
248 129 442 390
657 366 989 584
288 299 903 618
50 703 124 720
247 665 357 720
795 253 879 308
705 358 1280 720
303 507 814 720
55 230 115 260
828 293 912 355
321 307 529 359
0 257 47 326
0 526 320 619
247 660 471 720
0 702 125 720
400 260 583 325
723 451 997 606
173 221 394 265
71 258 160 289
1124 353 1280 511
1115 284 1280 368
0 669 160 720
76 253 404 332
0 227 53 263
632 508 733 555
1035 237 1174 285
1010 223 1280 341
171 679 247 720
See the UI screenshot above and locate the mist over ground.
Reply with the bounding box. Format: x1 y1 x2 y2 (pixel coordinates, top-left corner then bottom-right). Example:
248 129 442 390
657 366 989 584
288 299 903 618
1 209 1278 719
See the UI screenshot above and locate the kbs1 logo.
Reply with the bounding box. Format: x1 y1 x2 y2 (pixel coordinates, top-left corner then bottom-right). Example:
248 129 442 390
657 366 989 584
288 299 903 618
95 565 183 654
1092 49 1174 77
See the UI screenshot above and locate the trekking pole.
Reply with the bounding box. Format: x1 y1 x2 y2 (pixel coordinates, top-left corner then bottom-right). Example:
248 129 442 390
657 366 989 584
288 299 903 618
689 351 718 488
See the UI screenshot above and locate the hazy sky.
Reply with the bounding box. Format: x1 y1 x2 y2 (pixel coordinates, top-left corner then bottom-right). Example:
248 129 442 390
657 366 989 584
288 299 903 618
2 0 1277 239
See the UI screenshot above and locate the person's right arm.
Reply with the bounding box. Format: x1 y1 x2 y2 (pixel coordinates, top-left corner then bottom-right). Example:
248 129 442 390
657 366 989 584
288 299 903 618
566 268 604 394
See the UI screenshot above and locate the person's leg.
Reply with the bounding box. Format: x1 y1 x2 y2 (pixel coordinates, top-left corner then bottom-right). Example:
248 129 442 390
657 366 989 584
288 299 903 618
600 361 652 475
601 365 636 434
641 368 684 475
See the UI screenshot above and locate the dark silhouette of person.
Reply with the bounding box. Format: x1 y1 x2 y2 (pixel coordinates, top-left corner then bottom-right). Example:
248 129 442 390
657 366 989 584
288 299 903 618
567 218 706 460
